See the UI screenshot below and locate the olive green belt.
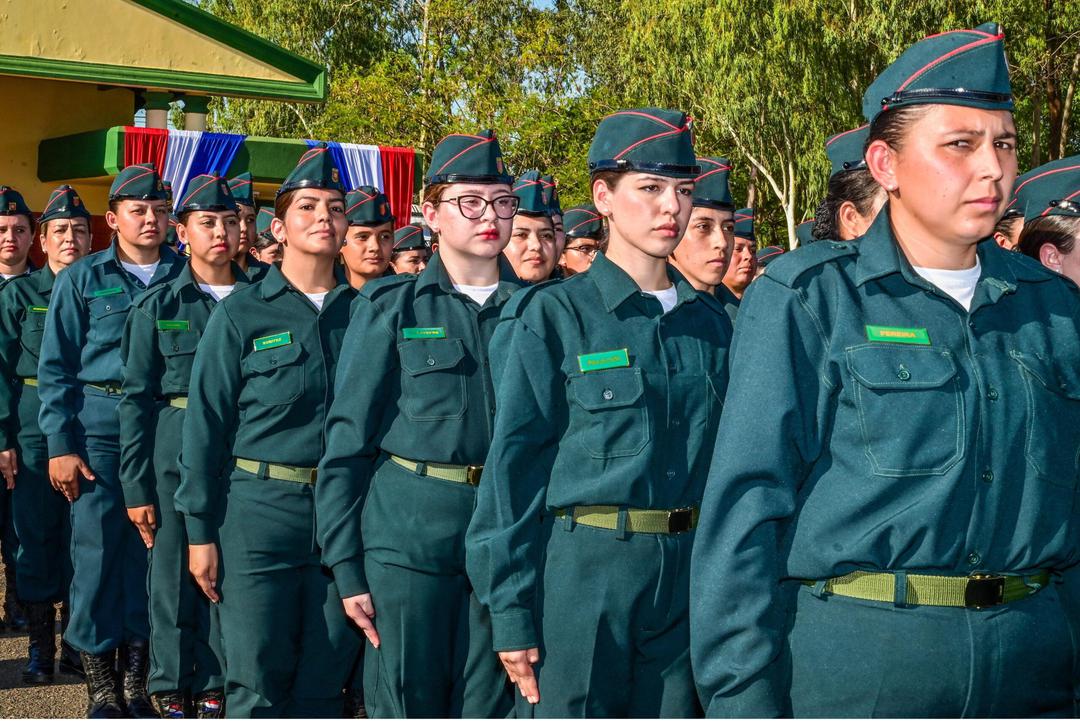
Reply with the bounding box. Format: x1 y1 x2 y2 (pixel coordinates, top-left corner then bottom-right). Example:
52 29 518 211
86 382 122 396
804 570 1051 609
555 505 699 534
234 457 317 485
168 396 188 409
22 378 36 387
389 454 483 486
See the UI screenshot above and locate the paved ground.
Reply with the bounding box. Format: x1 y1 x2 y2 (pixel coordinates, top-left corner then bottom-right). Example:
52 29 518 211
0 573 83 719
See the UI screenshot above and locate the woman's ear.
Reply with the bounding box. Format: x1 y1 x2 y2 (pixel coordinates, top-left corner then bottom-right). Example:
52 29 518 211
421 201 440 234
865 139 898 193
1039 242 1062 272
104 210 120 232
593 178 614 218
270 217 287 245
837 200 862 241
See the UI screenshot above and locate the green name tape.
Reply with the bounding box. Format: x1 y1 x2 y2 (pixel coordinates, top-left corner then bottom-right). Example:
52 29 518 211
157 320 190 331
252 331 292 351
865 325 931 345
402 327 446 339
93 287 124 298
578 348 630 373
27 306 47 314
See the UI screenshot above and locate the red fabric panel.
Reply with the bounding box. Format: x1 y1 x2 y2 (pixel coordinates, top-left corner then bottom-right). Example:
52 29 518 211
123 126 169 173
379 146 416 230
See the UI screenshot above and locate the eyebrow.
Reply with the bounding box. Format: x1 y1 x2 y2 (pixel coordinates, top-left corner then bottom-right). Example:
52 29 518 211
946 129 1018 140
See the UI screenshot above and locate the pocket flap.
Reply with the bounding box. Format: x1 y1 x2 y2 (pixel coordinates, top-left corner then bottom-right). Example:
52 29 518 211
570 367 645 410
87 293 131 318
399 338 465 376
242 341 303 374
847 345 957 390
1011 351 1080 400
157 330 200 356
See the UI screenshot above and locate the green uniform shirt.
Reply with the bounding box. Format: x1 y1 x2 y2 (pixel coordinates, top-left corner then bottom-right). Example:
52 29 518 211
315 252 524 598
176 264 355 545
37 242 182 457
117 262 249 508
466 252 733 651
715 284 740 323
0 268 54 449
691 210 1080 717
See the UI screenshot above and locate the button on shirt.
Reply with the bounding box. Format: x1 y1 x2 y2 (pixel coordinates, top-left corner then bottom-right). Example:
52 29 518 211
466 252 733 651
690 209 1080 717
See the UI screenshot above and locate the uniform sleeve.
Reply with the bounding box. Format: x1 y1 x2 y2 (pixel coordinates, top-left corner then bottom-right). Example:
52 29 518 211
690 276 835 718
175 304 242 545
315 296 397 598
37 269 89 458
466 315 563 652
0 285 22 450
118 304 163 508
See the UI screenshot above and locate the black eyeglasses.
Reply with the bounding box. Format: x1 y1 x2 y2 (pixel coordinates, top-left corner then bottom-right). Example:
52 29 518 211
564 245 598 258
438 194 520 219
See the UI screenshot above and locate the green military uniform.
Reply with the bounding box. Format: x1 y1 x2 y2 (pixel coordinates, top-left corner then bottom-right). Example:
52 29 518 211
118 176 243 713
316 130 520 718
755 246 785 267
795 219 816 245
227 173 271 283
175 148 360 717
391 224 427 252
691 24 1080 717
826 125 870 178
716 208 754 323
467 109 733 717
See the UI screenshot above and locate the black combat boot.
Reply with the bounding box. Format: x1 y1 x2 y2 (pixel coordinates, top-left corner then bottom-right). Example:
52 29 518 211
153 690 188 718
120 639 157 718
3 567 28 632
21 602 56 684
58 601 84 677
193 689 225 718
82 650 124 718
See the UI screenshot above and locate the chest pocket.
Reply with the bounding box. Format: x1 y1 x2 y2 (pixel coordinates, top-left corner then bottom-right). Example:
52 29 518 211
847 344 964 477
87 292 132 343
569 367 650 459
19 313 46 361
398 338 467 421
1011 351 1080 490
241 342 305 406
157 331 200 381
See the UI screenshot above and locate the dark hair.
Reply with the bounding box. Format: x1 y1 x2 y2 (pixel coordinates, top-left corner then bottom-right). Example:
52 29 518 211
274 188 345 220
422 183 449 206
866 105 932 152
1017 214 1080 259
812 168 883 240
252 232 280 251
590 171 623 193
994 214 1022 241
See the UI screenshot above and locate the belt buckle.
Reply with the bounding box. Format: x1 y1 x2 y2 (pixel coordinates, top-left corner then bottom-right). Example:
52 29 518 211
965 573 1005 608
466 465 483 486
667 508 693 534
307 468 318 484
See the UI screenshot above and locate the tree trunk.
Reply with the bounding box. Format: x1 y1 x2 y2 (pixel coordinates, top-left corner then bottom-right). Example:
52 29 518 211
747 165 757 209
1044 0 1065 160
1059 46 1080 159
1032 85 1043 168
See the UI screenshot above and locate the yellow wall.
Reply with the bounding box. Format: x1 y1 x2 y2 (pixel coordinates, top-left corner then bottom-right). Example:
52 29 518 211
0 76 132 213
0 0 298 85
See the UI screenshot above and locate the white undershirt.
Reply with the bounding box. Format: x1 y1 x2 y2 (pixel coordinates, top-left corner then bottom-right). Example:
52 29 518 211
0 273 17 280
120 260 159 286
453 283 498 306
912 257 982 311
197 283 236 302
305 291 328 310
643 285 679 314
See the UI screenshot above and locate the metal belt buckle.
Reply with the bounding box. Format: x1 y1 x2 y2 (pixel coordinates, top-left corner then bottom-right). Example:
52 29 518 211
667 508 694 534
965 573 1005 608
307 468 318 484
466 465 483 486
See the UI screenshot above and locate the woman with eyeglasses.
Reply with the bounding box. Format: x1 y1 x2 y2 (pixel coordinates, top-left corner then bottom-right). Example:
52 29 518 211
557 204 604 277
315 130 522 718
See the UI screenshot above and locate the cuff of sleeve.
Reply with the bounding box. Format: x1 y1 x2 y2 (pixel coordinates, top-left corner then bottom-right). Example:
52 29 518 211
704 673 786 718
121 481 156 509
47 433 77 458
491 609 538 652
332 560 369 598
184 515 218 546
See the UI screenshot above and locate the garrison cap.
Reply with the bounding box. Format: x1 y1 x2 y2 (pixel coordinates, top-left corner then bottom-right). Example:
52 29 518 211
345 186 394 226
255 206 275 236
1009 156 1080 222
162 180 173 202
863 23 1013 124
165 215 180 247
278 144 344 197
693 156 734 210
513 170 556 216
734 208 754 240
393 224 428 252
588 108 699 178
826 126 869 177
425 129 512 186
110 163 169 201
227 172 256 207
39 185 91 223
563 204 603 240
795 218 817 245
0 186 31 217
177 174 238 214
540 174 562 215
756 245 785 266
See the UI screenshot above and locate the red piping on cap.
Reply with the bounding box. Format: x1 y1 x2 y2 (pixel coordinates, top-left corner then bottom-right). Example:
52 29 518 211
606 110 680 130
393 226 422 248
825 124 869 147
1041 188 1080 217
567 211 602 235
922 27 996 41
613 128 686 161
180 175 220 207
41 189 70 216
112 166 157 196
896 33 1004 92
434 136 495 176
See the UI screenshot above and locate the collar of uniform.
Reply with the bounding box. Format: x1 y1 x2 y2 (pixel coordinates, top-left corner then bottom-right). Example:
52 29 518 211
177 260 251 295
93 239 179 271
853 208 903 287
589 251 696 313
258 262 349 301
33 265 56 294
416 251 524 299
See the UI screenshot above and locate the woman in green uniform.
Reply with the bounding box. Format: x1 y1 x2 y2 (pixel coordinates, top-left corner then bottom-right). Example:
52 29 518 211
226 174 270 282
811 126 886 242
669 156 736 295
251 208 284 265
466 108 732 717
0 185 91 683
388 224 429 276
176 148 360 717
505 170 559 284
1016 157 1080 282
692 24 1080 717
340 186 395 291
557 204 603 277
119 175 246 718
315 129 521 718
